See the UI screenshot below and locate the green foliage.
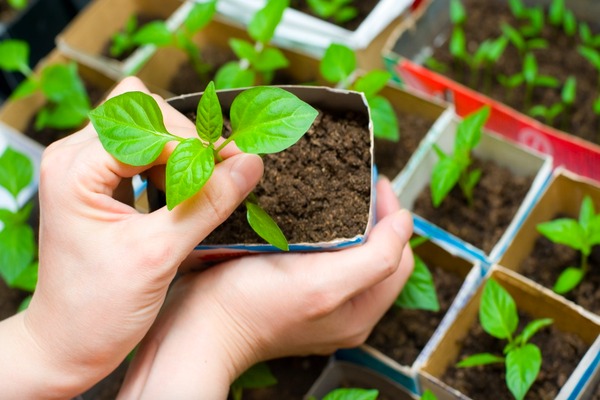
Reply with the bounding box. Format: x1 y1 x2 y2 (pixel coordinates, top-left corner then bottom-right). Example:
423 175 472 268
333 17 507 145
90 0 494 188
0 147 38 305
307 388 379 400
500 23 548 56
528 75 576 126
230 362 278 400
549 0 577 36
307 0 358 24
456 279 553 400
430 106 490 207
7 0 27 10
420 390 438 400
579 23 600 48
89 82 318 250
215 0 289 89
536 195 600 294
320 43 399 141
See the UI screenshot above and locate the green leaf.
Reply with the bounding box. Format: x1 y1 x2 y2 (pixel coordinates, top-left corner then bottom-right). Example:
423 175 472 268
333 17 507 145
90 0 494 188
253 47 289 72
523 53 537 84
89 91 177 166
246 201 288 250
537 218 587 253
580 23 592 45
579 195 596 234
455 106 490 153
517 318 553 345
0 147 34 199
456 352 505 367
184 0 217 33
0 39 30 75
579 46 600 70
322 388 379 400
307 0 336 18
431 157 462 207
132 21 172 46
17 295 32 312
395 254 440 311
563 10 577 36
498 73 524 88
229 38 259 64
450 0 466 25
214 61 256 89
248 0 289 44
368 96 399 142
421 390 438 400
231 362 278 394
36 96 90 130
479 279 518 340
0 224 35 286
561 76 577 106
450 27 467 60
508 0 525 18
10 77 38 101
553 267 585 294
40 63 87 103
549 0 565 26
165 139 215 210
352 70 391 99
534 75 560 88
506 344 542 400
334 6 358 24
0 204 32 228
229 87 318 154
12 261 38 292
501 23 525 52
8 0 27 10
195 81 222 144
461 168 481 203
320 43 356 85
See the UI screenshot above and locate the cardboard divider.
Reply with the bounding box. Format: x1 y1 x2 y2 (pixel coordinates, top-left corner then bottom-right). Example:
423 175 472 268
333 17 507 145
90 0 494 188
419 266 600 400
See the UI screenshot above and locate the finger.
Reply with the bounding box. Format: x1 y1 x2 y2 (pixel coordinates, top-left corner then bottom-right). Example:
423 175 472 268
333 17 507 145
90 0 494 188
376 177 401 220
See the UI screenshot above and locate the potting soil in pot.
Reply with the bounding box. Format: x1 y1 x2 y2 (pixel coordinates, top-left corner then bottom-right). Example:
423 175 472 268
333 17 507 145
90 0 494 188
412 157 534 254
289 0 380 31
441 311 589 399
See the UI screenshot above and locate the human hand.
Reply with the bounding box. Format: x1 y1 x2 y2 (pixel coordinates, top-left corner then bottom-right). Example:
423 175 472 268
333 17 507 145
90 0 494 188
0 77 264 399
119 177 414 399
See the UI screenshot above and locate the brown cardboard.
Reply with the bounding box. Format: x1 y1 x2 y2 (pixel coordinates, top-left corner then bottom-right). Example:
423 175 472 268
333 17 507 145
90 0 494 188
135 15 323 98
419 265 600 399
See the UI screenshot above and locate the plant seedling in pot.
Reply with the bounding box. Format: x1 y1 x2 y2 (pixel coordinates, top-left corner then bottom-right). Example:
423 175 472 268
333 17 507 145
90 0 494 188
536 195 600 294
430 105 490 208
548 0 577 37
320 43 399 142
456 279 553 400
0 146 38 311
529 75 576 128
0 39 91 131
306 0 358 24
308 388 379 400
89 81 318 250
229 362 277 400
215 0 290 89
578 45 600 89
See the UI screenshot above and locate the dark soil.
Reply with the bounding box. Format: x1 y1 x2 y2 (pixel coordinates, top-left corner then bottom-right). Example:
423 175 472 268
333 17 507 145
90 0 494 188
227 356 330 400
101 13 163 61
441 311 590 399
413 157 534 254
519 216 600 316
199 109 371 246
429 0 600 144
366 258 465 366
290 0 380 31
374 109 435 180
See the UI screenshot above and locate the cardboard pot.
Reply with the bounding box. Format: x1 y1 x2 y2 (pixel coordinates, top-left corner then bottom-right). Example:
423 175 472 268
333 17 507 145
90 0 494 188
418 266 600 400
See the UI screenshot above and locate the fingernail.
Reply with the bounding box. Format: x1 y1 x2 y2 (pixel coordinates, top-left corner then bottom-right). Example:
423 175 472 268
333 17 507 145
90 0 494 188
392 209 413 242
229 154 263 194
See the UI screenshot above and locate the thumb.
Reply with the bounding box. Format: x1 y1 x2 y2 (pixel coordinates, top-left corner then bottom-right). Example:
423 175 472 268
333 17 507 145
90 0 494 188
139 153 264 254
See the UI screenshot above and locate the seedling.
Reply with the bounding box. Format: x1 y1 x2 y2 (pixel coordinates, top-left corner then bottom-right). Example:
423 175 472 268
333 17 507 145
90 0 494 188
229 362 277 400
320 43 399 141
579 23 600 49
505 1 544 38
536 195 600 294
0 146 38 310
215 0 289 89
421 390 437 400
548 0 577 37
308 388 379 400
395 236 440 312
7 0 27 10
578 45 600 88
307 0 358 24
500 23 548 58
0 39 91 131
529 75 576 127
89 82 317 250
456 279 553 400
110 1 217 76
430 105 490 208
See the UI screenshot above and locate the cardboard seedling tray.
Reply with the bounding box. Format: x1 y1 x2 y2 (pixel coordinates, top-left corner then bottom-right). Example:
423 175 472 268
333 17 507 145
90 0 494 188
143 85 374 261
55 0 192 79
335 240 483 395
395 116 553 266
384 0 600 184
418 265 600 400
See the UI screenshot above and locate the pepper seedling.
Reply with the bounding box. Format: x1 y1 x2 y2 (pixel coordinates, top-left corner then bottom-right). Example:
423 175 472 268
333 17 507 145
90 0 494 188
579 23 600 49
430 105 490 208
505 0 544 38
548 0 577 37
308 388 379 400
0 146 38 311
306 0 358 24
0 39 91 131
421 390 437 400
110 1 217 76
528 75 576 127
578 45 600 88
500 23 548 58
320 43 399 141
229 362 277 400
89 82 317 250
456 279 553 400
215 0 290 89
536 195 600 294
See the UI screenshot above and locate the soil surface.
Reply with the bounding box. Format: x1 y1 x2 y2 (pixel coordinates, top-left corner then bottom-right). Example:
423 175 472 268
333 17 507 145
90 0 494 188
441 311 590 399
374 109 435 181
101 13 163 61
429 0 600 144
196 108 371 246
413 157 534 254
366 257 465 366
290 0 380 31
519 216 600 316
228 356 330 400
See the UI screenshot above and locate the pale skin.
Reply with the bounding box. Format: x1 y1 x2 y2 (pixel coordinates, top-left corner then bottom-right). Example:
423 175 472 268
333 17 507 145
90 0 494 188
0 77 414 399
